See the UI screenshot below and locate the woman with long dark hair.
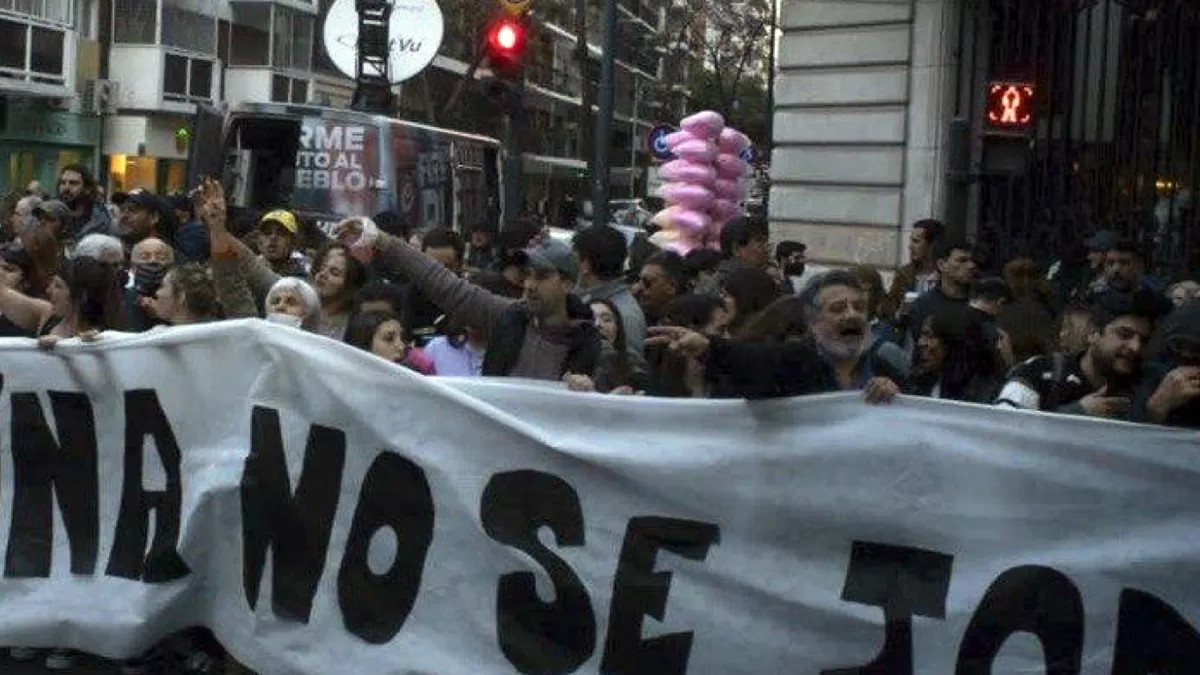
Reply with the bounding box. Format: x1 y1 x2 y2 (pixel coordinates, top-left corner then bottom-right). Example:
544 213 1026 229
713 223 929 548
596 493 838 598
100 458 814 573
589 298 648 393
913 306 1004 403
343 310 435 374
0 255 124 345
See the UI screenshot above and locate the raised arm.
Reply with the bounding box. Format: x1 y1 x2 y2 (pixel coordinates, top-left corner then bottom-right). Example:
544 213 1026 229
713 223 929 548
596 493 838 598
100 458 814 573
350 220 514 334
0 285 53 333
196 177 280 305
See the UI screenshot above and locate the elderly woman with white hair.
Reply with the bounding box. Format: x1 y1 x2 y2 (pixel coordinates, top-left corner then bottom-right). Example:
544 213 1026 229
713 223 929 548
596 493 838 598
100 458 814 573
71 233 125 265
264 276 321 330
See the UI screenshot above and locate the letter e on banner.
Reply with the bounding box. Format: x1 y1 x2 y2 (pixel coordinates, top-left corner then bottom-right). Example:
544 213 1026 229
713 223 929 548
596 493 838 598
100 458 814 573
600 517 720 675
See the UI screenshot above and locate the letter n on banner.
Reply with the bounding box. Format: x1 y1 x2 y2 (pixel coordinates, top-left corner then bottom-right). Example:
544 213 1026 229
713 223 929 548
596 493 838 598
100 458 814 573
6 391 99 577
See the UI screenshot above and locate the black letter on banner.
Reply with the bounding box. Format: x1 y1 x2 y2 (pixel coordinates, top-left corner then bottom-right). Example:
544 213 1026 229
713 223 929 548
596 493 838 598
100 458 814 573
1110 588 1200 674
5 392 99 577
822 541 954 675
106 390 190 582
337 451 434 643
600 516 720 675
955 566 1083 675
481 470 595 674
241 406 345 623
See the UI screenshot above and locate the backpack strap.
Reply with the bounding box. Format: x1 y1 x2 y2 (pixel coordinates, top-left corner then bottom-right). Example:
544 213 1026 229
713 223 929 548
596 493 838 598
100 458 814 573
1044 352 1068 410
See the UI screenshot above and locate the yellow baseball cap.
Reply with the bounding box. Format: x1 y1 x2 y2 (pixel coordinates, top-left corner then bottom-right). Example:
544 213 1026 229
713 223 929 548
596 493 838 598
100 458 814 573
260 210 298 235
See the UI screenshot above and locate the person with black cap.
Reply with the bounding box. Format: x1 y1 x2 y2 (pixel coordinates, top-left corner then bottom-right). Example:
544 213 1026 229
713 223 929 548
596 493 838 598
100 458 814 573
332 217 610 384
114 189 175 247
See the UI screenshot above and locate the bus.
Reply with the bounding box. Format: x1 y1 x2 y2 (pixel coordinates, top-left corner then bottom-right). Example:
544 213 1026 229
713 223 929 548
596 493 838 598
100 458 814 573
186 103 502 241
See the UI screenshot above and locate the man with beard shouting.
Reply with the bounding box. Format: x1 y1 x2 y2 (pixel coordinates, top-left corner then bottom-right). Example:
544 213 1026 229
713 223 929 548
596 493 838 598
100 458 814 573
995 288 1164 418
56 164 116 241
646 270 909 402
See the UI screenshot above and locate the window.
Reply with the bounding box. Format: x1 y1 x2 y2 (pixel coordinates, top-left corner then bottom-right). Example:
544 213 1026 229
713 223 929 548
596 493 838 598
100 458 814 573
161 2 216 55
162 52 214 101
271 74 310 103
0 18 66 82
112 0 154 44
272 6 312 71
0 0 72 25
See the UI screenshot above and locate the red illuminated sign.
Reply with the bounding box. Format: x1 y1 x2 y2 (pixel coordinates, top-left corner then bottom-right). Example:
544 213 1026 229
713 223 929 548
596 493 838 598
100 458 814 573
985 82 1035 132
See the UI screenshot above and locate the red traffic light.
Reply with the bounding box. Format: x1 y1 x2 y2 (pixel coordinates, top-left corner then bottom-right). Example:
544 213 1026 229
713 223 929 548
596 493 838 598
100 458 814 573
495 24 519 50
485 17 527 78
487 18 525 55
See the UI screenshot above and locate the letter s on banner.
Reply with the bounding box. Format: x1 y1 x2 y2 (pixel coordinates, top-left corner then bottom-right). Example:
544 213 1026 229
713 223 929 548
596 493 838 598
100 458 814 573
481 470 596 675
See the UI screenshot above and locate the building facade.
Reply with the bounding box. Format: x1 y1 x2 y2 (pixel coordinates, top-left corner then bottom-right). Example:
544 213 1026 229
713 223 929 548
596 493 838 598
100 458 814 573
770 0 1200 278
3 0 689 211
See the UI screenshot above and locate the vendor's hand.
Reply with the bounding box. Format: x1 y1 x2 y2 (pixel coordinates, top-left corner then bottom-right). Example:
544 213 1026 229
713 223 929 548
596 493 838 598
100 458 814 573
1147 366 1200 422
333 217 364 247
563 373 596 392
78 329 101 343
1078 384 1130 418
646 325 711 359
863 377 899 405
36 335 59 351
610 385 645 396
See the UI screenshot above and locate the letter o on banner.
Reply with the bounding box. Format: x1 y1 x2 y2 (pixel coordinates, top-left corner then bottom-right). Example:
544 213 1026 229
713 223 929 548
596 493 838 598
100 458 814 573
337 451 435 644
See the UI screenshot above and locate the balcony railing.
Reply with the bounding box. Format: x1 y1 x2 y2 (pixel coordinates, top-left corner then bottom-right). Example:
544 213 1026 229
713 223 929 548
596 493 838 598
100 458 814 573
112 0 216 54
525 62 581 99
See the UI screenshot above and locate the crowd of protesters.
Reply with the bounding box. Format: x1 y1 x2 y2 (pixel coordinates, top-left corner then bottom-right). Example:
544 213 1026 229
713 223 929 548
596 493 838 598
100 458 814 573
1 163 1199 671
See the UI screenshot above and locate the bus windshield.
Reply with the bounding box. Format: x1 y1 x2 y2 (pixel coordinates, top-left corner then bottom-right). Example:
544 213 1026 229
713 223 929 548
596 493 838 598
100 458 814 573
223 115 383 219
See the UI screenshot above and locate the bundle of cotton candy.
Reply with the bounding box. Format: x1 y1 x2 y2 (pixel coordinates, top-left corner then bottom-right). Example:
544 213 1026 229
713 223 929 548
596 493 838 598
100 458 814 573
708 126 752 242
648 110 725 254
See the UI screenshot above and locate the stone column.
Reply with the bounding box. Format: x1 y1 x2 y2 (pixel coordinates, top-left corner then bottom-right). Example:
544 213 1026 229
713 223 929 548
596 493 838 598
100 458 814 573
769 0 957 275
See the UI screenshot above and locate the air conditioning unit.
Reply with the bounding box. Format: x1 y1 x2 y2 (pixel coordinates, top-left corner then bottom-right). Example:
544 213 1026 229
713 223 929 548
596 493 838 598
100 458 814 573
46 96 75 112
83 79 120 115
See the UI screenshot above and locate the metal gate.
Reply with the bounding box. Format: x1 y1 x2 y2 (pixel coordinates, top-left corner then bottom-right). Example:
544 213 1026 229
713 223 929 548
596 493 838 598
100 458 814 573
954 0 1200 279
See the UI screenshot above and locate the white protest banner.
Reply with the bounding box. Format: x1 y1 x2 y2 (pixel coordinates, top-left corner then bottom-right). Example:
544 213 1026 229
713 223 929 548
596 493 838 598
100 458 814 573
0 319 1197 674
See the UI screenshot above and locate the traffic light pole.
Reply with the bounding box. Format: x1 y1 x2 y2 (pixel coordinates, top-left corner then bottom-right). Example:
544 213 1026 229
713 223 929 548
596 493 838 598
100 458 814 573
590 0 618 230
501 101 523 232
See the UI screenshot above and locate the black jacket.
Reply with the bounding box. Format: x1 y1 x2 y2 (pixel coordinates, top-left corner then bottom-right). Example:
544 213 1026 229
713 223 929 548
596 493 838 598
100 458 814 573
481 295 604 378
705 337 910 399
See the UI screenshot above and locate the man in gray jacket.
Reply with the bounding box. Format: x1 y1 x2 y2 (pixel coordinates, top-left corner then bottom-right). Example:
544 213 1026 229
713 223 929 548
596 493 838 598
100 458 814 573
570 224 646 366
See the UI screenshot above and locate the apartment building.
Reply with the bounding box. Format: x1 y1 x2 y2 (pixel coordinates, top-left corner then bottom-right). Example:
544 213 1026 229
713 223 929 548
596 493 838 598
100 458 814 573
0 0 105 191
3 0 694 211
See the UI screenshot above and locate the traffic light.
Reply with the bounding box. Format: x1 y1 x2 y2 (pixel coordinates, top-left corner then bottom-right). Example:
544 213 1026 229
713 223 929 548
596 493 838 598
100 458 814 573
484 16 528 79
